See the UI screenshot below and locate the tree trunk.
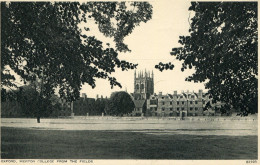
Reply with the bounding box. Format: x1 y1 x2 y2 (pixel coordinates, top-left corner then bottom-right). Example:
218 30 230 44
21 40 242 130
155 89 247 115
37 116 40 123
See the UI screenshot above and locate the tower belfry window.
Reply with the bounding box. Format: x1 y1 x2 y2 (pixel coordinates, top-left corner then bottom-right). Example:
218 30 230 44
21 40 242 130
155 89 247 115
134 70 154 95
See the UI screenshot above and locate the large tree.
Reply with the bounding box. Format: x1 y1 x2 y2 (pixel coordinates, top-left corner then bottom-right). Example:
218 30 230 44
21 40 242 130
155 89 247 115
16 84 61 118
156 2 257 114
106 91 135 116
1 2 153 121
3 83 61 118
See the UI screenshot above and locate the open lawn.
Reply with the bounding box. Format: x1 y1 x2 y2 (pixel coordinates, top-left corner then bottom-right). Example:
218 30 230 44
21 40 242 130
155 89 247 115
1 127 257 159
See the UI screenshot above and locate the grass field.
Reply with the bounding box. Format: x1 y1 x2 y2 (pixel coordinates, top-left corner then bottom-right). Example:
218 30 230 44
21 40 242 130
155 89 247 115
1 127 257 159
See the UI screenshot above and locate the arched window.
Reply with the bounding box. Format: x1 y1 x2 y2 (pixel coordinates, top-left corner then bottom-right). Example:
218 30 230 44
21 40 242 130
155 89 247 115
136 84 139 89
141 84 144 89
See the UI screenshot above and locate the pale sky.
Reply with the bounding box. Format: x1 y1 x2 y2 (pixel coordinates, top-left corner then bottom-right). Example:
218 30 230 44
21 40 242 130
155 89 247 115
81 0 206 98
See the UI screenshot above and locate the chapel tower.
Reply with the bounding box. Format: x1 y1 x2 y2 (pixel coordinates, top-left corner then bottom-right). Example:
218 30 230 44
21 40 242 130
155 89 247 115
133 69 154 100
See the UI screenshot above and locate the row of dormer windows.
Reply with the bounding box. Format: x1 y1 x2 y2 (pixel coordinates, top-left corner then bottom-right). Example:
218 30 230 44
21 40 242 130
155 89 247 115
161 101 199 105
152 107 199 111
159 95 197 99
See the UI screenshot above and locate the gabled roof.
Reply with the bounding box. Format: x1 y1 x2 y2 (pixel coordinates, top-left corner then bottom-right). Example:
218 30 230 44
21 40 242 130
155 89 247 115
133 100 146 108
182 93 187 98
203 92 210 97
179 91 199 98
167 94 173 99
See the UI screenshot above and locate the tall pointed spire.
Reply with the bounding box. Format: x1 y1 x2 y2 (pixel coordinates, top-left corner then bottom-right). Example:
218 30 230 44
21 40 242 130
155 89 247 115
152 70 154 79
134 69 136 79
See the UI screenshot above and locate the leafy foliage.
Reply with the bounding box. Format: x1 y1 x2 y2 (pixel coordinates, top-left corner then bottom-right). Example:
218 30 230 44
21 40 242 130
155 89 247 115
156 2 257 114
93 98 107 115
3 84 62 117
106 91 135 116
1 2 153 102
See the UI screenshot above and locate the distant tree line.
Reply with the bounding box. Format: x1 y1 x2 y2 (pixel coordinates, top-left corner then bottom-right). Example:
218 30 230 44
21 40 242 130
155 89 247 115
67 91 135 116
2 88 135 117
2 83 62 118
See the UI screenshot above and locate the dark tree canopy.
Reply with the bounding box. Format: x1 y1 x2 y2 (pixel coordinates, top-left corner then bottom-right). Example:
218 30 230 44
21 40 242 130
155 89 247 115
156 2 257 114
93 98 107 115
106 91 135 116
1 2 153 101
3 83 61 118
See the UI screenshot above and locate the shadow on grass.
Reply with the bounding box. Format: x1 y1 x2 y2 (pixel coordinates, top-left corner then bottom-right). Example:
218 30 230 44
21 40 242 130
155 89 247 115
1 127 257 159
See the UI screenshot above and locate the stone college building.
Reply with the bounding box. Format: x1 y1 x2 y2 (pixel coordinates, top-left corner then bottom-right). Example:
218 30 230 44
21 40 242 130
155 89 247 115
131 70 220 117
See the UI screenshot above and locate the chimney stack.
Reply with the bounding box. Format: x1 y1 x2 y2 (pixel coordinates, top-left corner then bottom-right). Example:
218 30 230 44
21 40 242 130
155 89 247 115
174 91 177 95
82 93 87 100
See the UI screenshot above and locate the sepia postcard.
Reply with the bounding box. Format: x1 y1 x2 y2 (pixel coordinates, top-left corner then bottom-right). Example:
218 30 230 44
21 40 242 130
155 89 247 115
0 0 258 164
